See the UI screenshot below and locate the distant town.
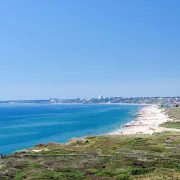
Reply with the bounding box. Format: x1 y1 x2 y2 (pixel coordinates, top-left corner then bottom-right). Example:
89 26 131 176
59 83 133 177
0 96 180 107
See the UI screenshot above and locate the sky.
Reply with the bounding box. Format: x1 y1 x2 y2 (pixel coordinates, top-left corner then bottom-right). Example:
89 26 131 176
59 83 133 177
0 0 180 100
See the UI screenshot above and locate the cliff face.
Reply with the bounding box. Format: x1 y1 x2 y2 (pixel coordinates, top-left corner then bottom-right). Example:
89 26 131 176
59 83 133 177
0 132 180 180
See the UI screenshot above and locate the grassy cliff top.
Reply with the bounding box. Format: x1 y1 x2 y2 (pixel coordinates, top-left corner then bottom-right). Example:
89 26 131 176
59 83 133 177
160 108 180 130
166 108 180 121
0 131 180 180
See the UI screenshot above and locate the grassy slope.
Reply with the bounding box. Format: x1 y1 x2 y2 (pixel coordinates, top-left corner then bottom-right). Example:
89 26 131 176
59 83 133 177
0 132 180 180
160 122 180 129
166 108 180 121
160 108 180 129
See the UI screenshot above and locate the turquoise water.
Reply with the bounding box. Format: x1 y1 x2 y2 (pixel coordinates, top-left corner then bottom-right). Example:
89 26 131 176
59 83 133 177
0 104 142 154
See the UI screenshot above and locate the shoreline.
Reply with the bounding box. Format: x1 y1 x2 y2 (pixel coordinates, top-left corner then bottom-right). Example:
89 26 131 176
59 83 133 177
110 105 170 135
5 104 172 155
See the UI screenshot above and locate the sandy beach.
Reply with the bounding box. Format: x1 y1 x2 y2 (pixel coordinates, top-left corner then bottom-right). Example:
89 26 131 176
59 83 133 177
111 105 171 135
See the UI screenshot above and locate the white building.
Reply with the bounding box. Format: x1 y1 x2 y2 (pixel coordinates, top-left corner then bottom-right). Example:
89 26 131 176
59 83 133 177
98 95 103 100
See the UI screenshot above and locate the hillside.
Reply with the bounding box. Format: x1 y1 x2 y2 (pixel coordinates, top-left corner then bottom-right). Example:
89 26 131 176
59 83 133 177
0 132 179 180
0 108 180 180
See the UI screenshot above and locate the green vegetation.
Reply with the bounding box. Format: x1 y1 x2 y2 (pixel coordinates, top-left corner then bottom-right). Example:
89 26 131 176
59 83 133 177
160 108 180 130
0 131 180 180
160 122 180 129
166 108 180 121
14 172 26 180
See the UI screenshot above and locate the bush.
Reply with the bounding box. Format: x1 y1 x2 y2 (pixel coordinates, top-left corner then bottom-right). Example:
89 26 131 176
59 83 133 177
14 172 26 180
31 170 84 180
31 163 41 169
31 171 62 179
115 173 131 180
163 163 180 171
61 172 84 180
15 161 29 169
58 169 84 180
96 170 116 177
129 167 149 175
86 168 100 175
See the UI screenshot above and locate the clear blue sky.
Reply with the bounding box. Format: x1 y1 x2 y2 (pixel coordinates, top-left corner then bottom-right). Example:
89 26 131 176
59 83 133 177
0 0 180 100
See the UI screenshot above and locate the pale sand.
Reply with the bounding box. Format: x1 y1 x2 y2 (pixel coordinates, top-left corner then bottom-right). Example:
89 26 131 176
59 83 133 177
110 105 172 135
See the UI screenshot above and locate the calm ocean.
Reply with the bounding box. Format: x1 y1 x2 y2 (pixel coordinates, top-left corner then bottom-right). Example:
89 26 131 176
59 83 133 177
0 104 142 154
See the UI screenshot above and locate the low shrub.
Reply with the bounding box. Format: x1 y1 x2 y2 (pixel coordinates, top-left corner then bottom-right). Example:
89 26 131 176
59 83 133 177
86 168 100 175
115 173 131 180
30 163 41 169
129 167 150 175
14 172 26 180
31 170 84 180
96 170 116 177
15 161 29 169
58 169 84 180
163 163 180 171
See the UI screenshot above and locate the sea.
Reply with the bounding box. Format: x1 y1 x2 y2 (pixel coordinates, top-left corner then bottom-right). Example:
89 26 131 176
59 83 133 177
0 104 143 154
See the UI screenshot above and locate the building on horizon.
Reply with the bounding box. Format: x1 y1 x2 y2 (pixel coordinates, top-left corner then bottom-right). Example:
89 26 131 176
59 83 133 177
98 95 104 100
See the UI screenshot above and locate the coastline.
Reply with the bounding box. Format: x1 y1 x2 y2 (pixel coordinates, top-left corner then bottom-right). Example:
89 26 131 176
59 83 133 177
110 105 170 135
8 105 179 157
2 104 174 155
